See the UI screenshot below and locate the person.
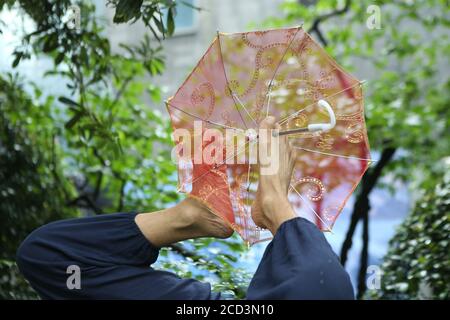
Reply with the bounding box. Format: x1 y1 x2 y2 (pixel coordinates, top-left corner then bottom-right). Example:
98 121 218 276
16 117 354 300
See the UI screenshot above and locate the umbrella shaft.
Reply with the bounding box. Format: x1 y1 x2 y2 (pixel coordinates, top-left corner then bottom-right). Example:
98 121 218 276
277 127 309 136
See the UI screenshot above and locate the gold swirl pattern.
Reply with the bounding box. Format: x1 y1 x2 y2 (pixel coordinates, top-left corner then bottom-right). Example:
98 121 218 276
293 113 308 128
198 183 229 201
241 31 270 49
292 36 311 56
258 45 281 68
198 184 214 200
210 168 229 185
221 111 237 127
315 68 337 90
233 43 288 98
316 133 334 150
284 28 298 41
336 112 363 121
250 107 262 123
346 122 364 143
270 78 301 90
294 176 326 201
191 82 215 119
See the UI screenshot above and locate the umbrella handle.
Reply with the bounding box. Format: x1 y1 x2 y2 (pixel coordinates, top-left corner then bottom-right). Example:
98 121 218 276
307 99 336 132
277 99 336 136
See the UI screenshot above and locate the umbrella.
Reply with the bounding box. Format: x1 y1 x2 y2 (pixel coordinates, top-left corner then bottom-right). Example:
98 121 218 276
165 26 371 244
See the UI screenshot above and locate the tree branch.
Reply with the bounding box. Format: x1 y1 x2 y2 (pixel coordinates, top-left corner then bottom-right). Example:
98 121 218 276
93 147 127 212
357 208 369 299
93 171 103 200
117 179 126 212
109 75 133 110
50 133 70 200
67 194 103 214
307 0 352 46
340 146 396 266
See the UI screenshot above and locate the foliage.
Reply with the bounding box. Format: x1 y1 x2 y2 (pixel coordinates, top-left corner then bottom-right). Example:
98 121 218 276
0 260 38 299
368 170 450 300
108 0 177 40
0 0 247 299
157 237 251 299
0 74 76 299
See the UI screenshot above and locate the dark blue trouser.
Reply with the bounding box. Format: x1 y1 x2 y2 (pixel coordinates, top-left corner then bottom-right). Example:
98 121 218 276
16 212 354 299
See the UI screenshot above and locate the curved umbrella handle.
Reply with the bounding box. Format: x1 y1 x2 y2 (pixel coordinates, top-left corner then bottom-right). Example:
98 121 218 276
277 99 336 136
307 99 336 132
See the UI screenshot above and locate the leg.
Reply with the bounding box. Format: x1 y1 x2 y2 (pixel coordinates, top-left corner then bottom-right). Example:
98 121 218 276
248 117 354 299
16 198 232 299
247 217 354 299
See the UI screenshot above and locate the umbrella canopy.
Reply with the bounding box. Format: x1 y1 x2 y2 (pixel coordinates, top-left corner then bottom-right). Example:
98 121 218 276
166 26 371 244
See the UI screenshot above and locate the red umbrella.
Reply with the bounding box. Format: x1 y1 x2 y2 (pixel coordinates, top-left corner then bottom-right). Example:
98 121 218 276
166 26 371 244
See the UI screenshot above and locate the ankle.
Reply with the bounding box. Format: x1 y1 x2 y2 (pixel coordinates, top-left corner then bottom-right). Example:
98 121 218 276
172 198 202 230
261 196 296 234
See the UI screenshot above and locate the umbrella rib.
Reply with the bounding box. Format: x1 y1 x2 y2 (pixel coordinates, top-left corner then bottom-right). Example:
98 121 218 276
216 32 250 130
244 140 255 218
232 93 258 127
292 146 375 162
289 183 333 233
265 26 303 118
246 162 252 191
277 81 364 126
266 89 272 119
245 162 252 221
166 101 245 132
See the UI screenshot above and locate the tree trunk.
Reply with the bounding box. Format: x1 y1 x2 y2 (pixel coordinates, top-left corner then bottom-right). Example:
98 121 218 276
357 208 369 298
339 146 396 298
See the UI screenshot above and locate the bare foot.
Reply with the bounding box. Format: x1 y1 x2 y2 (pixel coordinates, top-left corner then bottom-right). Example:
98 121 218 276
251 117 297 234
183 197 234 239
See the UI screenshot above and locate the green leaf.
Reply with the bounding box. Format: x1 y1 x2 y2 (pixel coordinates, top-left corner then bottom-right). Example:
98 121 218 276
113 0 143 23
55 52 65 65
148 85 161 102
12 52 23 68
58 96 80 109
42 34 58 53
64 111 84 129
167 8 175 36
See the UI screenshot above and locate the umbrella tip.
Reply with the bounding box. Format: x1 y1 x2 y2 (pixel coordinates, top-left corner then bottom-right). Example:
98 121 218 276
216 30 230 36
165 96 174 104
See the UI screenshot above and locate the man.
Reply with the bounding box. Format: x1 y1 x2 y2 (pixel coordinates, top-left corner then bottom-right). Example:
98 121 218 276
16 117 354 299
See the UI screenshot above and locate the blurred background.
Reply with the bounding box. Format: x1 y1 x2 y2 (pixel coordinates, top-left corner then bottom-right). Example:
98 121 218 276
0 0 448 300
